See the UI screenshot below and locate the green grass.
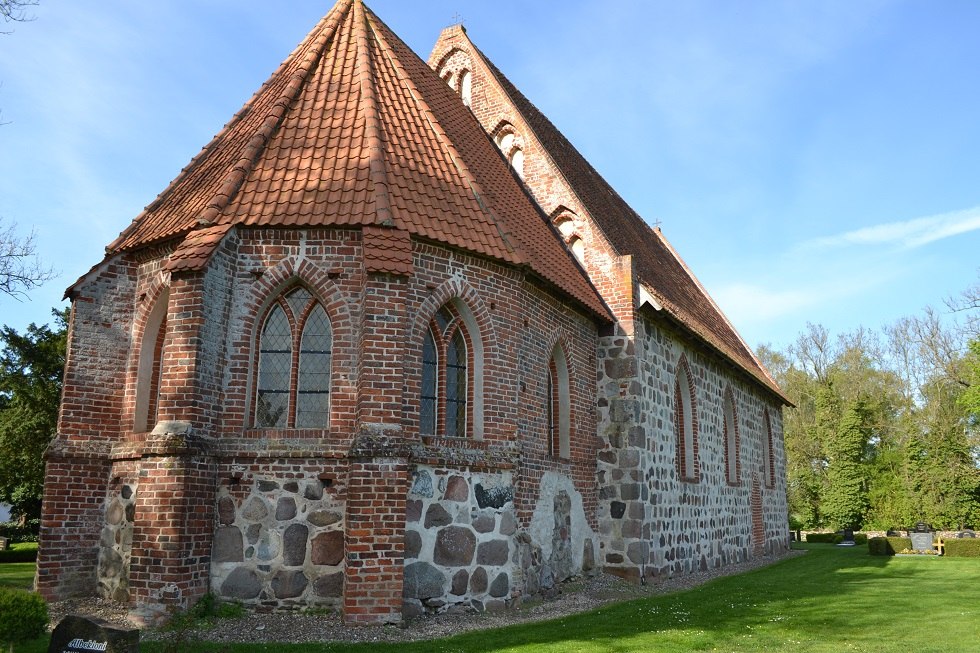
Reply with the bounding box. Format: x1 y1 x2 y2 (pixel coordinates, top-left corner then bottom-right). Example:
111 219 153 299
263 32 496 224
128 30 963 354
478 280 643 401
8 545 980 653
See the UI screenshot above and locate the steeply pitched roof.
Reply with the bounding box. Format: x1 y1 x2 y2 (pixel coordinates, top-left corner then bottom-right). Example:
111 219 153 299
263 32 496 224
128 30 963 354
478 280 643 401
102 0 608 318
433 28 784 400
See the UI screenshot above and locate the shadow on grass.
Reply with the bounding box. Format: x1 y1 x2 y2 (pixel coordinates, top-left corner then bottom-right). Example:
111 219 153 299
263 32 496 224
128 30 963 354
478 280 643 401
293 545 965 653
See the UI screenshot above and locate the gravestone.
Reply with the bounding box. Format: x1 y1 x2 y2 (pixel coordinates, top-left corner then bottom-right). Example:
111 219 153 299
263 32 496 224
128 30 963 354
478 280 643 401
0 536 8 550
836 529 856 546
909 522 933 552
48 615 139 653
956 530 976 538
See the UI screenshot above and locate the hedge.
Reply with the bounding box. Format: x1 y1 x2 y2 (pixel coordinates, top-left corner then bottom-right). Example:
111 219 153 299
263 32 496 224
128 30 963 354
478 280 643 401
806 532 869 545
943 538 980 558
869 536 911 555
0 545 38 563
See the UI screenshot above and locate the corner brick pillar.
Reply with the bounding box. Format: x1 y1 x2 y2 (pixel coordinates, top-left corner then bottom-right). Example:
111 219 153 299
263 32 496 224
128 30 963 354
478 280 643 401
36 441 110 600
344 440 410 624
127 423 215 624
595 256 650 582
343 268 411 623
127 274 217 623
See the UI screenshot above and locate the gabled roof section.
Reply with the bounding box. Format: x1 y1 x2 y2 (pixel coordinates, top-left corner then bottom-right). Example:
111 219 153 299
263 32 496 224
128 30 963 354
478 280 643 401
433 28 784 400
102 0 608 318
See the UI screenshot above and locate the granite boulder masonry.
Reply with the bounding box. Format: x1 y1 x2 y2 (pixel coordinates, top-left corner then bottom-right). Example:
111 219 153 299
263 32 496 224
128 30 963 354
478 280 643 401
37 0 789 625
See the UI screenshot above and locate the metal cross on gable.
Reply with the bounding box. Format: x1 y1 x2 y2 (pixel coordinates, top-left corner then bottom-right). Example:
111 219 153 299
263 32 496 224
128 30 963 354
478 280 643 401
451 12 464 26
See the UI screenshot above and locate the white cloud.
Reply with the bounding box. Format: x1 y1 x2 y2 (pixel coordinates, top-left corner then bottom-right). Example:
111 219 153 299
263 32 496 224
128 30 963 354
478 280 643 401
803 206 980 251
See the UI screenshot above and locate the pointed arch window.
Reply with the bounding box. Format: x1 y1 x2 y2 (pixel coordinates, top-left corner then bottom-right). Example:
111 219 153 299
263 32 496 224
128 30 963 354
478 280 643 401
547 344 571 459
459 69 472 107
255 286 332 428
421 304 474 438
674 359 699 482
495 128 525 180
134 288 169 433
763 408 775 488
723 388 740 485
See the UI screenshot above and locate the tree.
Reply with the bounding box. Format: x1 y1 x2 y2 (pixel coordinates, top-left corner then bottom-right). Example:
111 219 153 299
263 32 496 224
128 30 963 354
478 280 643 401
0 309 66 522
821 400 871 530
1 0 37 27
0 219 55 301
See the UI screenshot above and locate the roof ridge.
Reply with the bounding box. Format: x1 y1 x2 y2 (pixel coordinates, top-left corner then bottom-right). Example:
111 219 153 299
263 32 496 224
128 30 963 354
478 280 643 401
353 0 395 229
649 228 784 396
364 7 524 261
107 3 351 252
463 39 628 262
211 3 347 226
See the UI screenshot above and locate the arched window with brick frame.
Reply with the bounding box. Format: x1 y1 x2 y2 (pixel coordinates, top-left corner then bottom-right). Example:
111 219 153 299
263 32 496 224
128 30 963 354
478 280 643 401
547 343 571 459
458 69 472 107
723 387 740 485
674 357 699 482
134 287 169 433
254 285 332 429
763 408 775 488
420 303 477 438
494 125 525 180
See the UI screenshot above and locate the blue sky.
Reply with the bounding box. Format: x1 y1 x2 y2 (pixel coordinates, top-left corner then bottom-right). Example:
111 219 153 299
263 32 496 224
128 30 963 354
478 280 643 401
1 0 978 353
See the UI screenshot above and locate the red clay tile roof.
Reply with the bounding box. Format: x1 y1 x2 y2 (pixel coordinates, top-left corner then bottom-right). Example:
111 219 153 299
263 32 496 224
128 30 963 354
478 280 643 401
165 224 233 273
445 32 784 400
102 0 609 319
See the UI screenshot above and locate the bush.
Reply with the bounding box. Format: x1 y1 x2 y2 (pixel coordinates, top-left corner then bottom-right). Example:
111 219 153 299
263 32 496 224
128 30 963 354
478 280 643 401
0 543 38 563
0 521 40 544
869 536 911 555
0 588 48 650
943 539 980 558
805 532 842 544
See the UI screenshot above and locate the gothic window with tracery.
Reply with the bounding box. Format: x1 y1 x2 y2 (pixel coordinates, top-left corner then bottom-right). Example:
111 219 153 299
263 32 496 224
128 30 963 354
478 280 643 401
255 286 332 428
421 304 472 437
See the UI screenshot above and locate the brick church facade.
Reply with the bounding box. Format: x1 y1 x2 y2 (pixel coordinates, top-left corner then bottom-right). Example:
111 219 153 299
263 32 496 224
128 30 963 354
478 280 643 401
37 0 789 624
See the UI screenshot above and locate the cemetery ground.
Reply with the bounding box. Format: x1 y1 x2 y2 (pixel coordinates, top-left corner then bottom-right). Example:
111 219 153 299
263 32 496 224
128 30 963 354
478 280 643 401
5 543 979 652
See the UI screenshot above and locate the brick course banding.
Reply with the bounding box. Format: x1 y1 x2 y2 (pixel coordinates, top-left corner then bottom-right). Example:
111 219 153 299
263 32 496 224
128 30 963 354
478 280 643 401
39 0 788 627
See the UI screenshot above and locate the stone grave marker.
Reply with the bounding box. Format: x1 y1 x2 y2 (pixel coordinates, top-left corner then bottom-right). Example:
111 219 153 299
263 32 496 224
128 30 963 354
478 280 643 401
0 536 8 550
48 615 139 653
909 522 933 552
956 530 976 538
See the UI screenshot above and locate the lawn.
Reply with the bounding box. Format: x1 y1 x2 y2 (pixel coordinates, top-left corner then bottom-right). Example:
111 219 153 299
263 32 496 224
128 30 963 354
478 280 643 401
8 544 980 653
0 543 36 590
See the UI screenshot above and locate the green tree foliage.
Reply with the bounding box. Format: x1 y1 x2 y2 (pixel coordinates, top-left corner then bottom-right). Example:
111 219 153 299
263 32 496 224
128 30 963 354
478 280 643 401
0 309 66 522
770 277 980 531
821 400 871 530
0 588 48 653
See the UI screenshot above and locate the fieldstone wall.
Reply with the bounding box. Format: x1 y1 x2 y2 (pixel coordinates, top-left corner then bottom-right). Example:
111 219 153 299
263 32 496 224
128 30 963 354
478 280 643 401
403 466 517 617
597 315 788 581
210 465 346 610
96 481 137 602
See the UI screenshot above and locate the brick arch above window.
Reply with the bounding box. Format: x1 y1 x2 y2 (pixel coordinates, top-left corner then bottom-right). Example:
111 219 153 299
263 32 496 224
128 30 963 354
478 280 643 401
410 279 495 440
723 386 741 485
254 284 332 429
491 121 525 180
674 354 699 482
434 47 474 105
547 339 572 459
240 257 354 433
132 282 170 434
763 408 776 488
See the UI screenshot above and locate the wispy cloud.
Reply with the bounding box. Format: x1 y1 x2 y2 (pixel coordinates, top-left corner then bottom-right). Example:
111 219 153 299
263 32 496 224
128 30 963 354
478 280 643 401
803 206 980 251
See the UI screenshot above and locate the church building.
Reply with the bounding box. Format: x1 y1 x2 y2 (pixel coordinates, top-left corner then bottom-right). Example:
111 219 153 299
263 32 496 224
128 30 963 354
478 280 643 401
37 0 789 624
